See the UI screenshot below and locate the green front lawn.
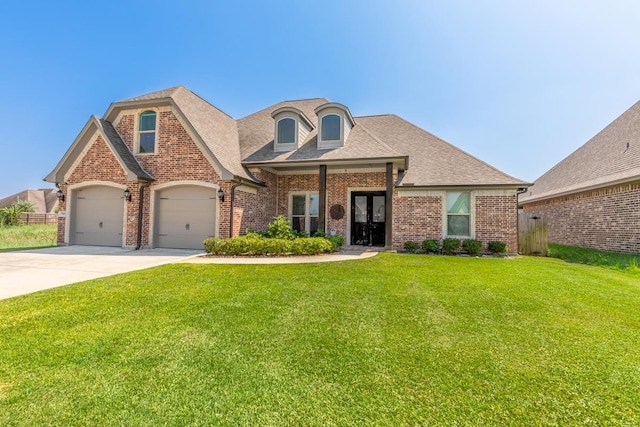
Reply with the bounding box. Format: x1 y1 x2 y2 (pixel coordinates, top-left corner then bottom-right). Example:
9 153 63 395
1 254 639 426
0 224 57 252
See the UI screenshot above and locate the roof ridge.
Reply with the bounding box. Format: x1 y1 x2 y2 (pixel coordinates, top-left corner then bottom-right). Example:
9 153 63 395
175 87 236 120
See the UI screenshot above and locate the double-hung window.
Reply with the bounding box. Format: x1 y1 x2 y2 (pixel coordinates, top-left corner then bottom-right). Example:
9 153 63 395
291 193 319 235
446 192 470 237
139 110 157 153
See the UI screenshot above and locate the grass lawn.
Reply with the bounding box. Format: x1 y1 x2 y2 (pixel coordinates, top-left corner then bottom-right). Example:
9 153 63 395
1 254 639 426
550 243 640 273
0 224 57 252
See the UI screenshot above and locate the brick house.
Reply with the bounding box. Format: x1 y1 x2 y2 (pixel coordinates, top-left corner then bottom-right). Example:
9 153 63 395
520 101 640 254
45 86 529 251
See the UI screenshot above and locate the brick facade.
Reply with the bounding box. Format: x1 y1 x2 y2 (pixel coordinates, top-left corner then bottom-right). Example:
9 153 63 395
474 194 518 252
57 107 521 252
393 191 518 252
59 109 229 247
522 183 640 254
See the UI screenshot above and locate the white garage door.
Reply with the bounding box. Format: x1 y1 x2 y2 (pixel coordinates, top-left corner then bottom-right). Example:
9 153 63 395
155 186 217 249
74 186 124 246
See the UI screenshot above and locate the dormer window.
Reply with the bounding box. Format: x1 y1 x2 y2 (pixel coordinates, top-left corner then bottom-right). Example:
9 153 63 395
139 110 156 153
277 118 296 144
271 107 314 152
321 114 341 141
315 102 355 150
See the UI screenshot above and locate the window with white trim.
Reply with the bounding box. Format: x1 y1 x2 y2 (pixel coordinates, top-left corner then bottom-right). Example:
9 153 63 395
446 192 470 237
321 114 341 141
138 110 156 153
291 193 319 235
277 118 296 144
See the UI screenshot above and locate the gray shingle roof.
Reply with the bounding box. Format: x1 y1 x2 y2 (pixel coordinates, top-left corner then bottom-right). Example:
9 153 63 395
521 101 640 203
357 115 529 187
44 116 155 184
239 99 528 187
0 189 58 213
99 119 154 181
116 86 255 182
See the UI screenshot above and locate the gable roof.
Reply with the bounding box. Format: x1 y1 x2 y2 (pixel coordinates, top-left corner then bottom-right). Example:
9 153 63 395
44 116 154 184
105 86 257 183
0 189 58 213
239 99 528 188
521 101 640 203
47 86 528 189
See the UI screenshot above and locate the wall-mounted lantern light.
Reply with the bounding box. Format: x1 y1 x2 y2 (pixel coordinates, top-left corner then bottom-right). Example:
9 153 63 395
217 187 225 202
56 189 65 202
124 188 132 202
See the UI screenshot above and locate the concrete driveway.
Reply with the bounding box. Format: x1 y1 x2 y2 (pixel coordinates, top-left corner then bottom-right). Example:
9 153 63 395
0 246 202 300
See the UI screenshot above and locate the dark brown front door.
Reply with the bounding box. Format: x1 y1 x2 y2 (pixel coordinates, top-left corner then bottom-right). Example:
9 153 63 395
351 191 385 246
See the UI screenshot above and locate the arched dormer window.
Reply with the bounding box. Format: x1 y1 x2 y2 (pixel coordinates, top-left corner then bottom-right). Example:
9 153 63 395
271 106 314 152
138 110 156 153
277 118 296 144
321 114 341 141
314 102 355 149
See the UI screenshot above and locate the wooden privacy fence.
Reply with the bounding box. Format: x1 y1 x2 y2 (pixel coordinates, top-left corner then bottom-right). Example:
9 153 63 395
19 213 58 225
518 213 548 256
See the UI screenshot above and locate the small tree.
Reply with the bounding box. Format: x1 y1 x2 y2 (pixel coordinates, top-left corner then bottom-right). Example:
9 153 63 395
0 200 34 226
265 215 297 240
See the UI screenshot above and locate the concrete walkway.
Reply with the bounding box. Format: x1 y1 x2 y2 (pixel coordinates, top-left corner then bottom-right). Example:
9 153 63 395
186 250 378 264
0 247 378 300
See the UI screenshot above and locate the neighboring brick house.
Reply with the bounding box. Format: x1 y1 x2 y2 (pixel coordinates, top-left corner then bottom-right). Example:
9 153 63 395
520 101 640 254
45 86 529 251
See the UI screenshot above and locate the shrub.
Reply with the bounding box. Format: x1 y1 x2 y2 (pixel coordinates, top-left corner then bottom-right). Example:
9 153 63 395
462 239 482 256
312 230 326 238
488 241 508 254
204 236 333 256
326 234 345 252
0 201 34 227
422 239 440 254
404 241 420 253
265 215 296 240
442 238 460 255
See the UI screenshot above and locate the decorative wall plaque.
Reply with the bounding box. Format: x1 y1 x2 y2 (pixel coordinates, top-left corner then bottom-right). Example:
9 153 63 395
330 204 345 220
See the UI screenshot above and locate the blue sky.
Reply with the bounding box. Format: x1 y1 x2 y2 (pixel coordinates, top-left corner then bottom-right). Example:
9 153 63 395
1 0 639 197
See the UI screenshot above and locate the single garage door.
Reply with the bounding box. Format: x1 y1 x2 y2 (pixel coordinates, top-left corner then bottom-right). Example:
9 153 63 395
155 186 216 249
74 186 124 246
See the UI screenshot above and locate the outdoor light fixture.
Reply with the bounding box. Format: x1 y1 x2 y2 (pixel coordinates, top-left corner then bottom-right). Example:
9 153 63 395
124 188 132 202
217 188 225 202
56 189 65 202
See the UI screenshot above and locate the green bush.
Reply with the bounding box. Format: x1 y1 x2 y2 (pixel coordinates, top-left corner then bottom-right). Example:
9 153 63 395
404 241 420 253
442 238 460 255
326 234 345 252
422 239 440 254
204 236 333 256
462 239 482 256
265 215 296 240
488 241 508 254
0 200 35 227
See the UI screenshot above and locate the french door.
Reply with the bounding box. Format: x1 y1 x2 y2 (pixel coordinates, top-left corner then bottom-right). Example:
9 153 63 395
351 191 386 246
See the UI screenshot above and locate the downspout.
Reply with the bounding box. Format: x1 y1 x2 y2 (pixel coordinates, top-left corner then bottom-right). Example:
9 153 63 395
136 181 150 250
515 187 528 254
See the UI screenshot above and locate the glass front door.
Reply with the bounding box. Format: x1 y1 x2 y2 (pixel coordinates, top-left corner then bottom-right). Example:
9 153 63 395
351 191 386 246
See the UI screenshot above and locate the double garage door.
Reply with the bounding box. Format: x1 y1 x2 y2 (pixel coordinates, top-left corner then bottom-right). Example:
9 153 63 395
155 186 217 250
72 185 216 249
